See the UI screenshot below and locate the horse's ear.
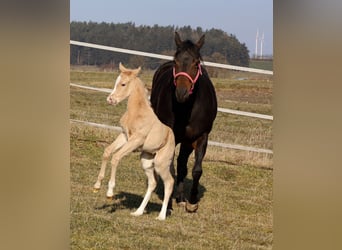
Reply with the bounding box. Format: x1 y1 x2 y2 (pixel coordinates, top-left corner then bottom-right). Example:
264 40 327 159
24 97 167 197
196 34 205 49
119 62 128 72
175 32 182 47
132 66 141 76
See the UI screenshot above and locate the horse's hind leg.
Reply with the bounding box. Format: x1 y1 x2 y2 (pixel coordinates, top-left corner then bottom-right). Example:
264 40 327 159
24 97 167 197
94 133 127 192
155 163 174 220
154 145 174 220
131 152 156 217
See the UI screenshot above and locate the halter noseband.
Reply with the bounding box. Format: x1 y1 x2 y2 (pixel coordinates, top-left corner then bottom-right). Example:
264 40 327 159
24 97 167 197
173 63 202 94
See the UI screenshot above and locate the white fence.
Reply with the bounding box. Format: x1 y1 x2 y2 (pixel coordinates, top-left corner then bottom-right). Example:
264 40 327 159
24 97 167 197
70 40 273 75
70 83 273 120
70 40 273 154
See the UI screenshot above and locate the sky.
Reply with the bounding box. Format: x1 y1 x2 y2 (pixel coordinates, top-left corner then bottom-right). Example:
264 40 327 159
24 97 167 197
70 0 273 56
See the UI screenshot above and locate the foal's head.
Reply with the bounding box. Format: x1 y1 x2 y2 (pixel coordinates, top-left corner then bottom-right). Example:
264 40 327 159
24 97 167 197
173 32 205 103
107 63 141 105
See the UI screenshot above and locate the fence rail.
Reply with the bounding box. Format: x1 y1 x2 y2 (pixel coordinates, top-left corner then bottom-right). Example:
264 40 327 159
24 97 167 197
70 119 273 154
70 83 273 121
70 40 273 75
70 40 273 154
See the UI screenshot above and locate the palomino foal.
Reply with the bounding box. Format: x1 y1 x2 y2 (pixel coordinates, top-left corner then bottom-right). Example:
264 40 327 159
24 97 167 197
93 63 175 220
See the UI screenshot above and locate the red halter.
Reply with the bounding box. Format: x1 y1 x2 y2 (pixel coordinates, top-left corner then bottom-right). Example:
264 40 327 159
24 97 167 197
173 63 202 94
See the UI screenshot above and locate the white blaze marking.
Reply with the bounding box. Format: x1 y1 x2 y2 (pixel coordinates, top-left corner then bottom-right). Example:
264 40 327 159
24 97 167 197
112 75 121 95
107 75 121 102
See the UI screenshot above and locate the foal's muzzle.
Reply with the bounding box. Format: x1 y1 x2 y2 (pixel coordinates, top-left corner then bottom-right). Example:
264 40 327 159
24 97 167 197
107 95 117 105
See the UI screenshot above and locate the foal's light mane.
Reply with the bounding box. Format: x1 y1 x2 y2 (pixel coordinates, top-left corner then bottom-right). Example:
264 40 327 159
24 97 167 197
126 74 150 109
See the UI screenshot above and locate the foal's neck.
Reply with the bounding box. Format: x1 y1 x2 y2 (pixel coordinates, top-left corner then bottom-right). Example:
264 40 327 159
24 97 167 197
127 77 150 112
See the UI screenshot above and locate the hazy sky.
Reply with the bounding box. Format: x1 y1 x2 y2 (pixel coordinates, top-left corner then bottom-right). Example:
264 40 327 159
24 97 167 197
70 0 273 56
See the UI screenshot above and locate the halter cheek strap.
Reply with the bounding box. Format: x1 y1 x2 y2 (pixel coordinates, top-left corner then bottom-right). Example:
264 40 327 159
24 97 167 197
173 63 202 94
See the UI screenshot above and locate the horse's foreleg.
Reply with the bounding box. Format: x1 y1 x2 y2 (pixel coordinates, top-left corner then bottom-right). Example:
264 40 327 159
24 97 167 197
106 136 144 198
94 133 127 192
176 142 193 204
186 133 208 212
131 152 156 217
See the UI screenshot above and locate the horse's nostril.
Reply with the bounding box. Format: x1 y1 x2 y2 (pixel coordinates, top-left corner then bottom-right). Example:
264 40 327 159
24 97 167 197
175 88 189 103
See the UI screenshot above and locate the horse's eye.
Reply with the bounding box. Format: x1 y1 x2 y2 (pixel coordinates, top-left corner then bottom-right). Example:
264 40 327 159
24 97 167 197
121 83 126 87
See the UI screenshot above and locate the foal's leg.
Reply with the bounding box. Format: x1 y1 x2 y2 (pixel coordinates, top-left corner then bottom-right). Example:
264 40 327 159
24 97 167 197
186 133 208 213
94 133 127 192
131 152 156 217
106 136 144 198
154 147 174 220
175 142 193 204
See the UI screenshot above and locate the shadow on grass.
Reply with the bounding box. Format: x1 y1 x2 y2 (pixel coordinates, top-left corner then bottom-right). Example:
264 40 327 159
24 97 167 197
155 177 207 204
94 178 206 214
94 191 165 214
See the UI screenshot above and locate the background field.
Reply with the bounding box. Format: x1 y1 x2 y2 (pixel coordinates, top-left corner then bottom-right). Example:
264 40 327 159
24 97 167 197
70 66 273 249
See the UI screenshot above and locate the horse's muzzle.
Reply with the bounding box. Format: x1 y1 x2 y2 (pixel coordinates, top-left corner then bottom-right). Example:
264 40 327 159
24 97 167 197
175 87 189 103
107 95 118 105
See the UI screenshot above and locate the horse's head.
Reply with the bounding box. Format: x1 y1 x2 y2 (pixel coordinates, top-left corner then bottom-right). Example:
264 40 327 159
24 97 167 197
107 63 141 105
173 32 205 103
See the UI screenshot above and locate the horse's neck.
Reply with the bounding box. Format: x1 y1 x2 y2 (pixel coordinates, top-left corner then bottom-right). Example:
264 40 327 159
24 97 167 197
127 78 150 113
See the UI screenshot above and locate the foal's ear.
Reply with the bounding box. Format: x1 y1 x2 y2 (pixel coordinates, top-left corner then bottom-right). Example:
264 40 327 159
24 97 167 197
175 32 182 47
196 34 205 49
132 66 141 76
119 62 128 73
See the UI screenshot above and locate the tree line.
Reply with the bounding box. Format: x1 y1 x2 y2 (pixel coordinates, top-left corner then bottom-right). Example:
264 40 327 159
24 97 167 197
70 21 250 69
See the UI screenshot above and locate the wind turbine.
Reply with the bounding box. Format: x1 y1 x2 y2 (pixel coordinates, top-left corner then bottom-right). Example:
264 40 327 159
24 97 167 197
260 32 264 59
255 29 259 59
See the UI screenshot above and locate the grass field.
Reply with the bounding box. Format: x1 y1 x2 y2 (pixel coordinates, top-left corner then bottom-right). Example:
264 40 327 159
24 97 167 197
70 66 273 249
249 60 273 71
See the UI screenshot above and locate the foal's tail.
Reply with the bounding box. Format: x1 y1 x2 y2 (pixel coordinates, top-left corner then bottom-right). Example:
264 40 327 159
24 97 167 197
165 127 176 156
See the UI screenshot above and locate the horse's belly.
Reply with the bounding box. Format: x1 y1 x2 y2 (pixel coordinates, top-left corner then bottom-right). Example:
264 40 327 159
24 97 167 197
174 123 203 143
142 124 168 153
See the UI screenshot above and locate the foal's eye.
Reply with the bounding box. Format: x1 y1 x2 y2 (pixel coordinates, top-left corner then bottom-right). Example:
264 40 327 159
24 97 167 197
121 83 126 87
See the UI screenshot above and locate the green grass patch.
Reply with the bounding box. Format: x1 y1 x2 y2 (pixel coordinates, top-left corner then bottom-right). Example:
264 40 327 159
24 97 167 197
249 60 273 71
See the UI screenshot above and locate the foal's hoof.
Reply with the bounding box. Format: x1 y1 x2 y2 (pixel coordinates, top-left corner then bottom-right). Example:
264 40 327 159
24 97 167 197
106 196 114 201
155 215 166 221
130 210 144 217
93 188 100 193
185 201 198 213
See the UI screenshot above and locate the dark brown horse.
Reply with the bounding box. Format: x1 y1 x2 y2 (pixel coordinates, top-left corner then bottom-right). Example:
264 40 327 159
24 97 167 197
150 32 217 212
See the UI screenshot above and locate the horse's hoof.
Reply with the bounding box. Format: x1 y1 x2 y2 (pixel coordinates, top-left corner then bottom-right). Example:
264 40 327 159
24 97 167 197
185 201 198 213
130 210 144 217
155 215 166 221
177 201 186 207
166 208 172 217
93 188 100 193
106 196 114 201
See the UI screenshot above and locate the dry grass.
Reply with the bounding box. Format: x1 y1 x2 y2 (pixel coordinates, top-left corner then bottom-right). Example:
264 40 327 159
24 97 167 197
70 68 273 249
71 125 272 249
